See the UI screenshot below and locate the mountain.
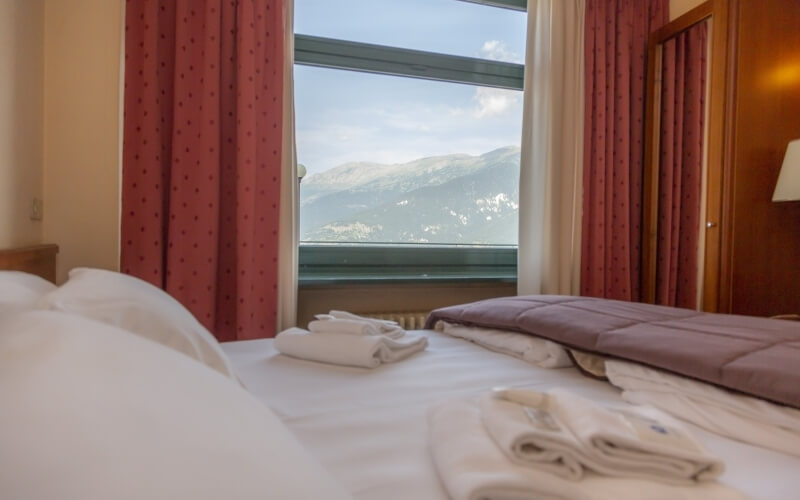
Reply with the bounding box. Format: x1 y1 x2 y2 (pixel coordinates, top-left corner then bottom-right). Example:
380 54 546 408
300 146 520 245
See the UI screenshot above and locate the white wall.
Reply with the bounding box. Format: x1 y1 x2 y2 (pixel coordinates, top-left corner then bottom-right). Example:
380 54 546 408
0 0 45 249
43 0 123 282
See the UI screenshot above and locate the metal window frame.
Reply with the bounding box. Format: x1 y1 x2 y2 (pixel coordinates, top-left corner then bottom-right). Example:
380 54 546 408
295 0 525 283
294 35 524 90
458 0 527 11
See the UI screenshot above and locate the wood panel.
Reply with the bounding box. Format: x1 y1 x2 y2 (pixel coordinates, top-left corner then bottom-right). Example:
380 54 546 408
701 0 734 312
725 0 800 315
0 244 59 283
641 33 663 304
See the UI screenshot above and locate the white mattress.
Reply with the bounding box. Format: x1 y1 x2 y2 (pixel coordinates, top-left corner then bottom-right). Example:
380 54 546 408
222 330 800 500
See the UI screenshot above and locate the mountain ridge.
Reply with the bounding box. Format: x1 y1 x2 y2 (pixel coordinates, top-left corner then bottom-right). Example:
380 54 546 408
299 146 521 245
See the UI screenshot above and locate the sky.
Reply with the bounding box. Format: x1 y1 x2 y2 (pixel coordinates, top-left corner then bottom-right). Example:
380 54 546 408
294 0 528 176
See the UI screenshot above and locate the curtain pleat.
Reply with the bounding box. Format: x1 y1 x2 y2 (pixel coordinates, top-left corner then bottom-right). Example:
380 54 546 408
277 0 298 331
518 0 586 296
121 0 286 341
580 0 668 301
655 21 708 308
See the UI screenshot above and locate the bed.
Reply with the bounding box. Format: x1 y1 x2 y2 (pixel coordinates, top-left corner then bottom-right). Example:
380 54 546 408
2 246 799 500
222 330 800 500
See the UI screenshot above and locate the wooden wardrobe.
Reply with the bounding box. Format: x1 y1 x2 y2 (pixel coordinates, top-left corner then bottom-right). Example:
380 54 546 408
643 0 800 316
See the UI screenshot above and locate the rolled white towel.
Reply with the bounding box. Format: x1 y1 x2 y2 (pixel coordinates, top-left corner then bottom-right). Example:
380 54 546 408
314 311 406 339
274 327 427 369
308 318 381 336
330 310 406 338
436 321 572 368
428 397 745 500
481 389 724 484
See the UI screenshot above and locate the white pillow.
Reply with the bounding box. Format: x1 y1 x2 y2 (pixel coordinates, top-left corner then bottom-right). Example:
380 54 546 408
37 268 236 379
0 311 353 500
0 270 57 306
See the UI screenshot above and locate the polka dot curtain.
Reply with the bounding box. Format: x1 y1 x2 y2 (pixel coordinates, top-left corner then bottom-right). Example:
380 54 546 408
655 21 707 308
580 0 668 301
121 0 285 341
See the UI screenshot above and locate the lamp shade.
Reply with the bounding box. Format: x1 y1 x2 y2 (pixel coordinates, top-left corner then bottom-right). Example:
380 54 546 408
773 139 800 202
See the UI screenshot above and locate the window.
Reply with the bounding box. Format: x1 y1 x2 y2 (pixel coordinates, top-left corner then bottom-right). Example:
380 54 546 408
295 0 527 283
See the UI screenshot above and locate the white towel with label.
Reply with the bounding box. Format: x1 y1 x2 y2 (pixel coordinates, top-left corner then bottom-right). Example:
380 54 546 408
606 360 800 458
274 327 426 369
313 311 405 339
436 321 572 368
481 389 724 484
428 398 745 500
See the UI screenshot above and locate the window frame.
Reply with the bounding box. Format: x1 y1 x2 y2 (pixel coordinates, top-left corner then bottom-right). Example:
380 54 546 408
295 0 526 284
299 244 517 285
294 35 524 90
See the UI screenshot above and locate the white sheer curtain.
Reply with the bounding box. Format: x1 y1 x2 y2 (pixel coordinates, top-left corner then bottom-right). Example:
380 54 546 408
517 0 585 296
277 0 298 331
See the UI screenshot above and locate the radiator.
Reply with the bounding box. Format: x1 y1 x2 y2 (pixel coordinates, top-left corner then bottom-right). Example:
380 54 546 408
361 311 431 330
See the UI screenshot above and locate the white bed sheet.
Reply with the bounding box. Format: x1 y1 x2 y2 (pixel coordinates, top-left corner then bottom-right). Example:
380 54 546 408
222 330 799 500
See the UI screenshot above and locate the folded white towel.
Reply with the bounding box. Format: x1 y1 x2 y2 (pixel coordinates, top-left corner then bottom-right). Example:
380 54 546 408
606 360 800 458
308 318 382 336
436 321 572 368
481 389 724 485
428 398 745 500
314 311 406 339
274 327 426 369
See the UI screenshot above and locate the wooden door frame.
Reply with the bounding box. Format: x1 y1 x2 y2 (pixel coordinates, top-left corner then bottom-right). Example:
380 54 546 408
641 0 733 311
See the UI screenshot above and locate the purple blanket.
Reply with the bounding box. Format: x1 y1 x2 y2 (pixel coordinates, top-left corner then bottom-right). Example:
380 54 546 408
425 295 800 409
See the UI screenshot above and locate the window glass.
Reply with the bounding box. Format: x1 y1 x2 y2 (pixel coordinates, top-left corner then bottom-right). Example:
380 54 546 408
295 0 526 63
296 65 522 245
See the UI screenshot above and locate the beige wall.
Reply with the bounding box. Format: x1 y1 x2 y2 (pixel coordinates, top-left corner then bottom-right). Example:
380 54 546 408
0 0 45 249
670 0 706 20
43 0 123 282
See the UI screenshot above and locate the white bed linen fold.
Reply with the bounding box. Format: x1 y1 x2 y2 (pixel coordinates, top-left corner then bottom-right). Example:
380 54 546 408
437 321 572 368
274 327 426 369
428 398 744 500
606 360 800 458
222 331 800 500
480 390 723 484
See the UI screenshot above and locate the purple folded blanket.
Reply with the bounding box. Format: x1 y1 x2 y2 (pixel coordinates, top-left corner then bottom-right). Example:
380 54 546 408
425 295 800 409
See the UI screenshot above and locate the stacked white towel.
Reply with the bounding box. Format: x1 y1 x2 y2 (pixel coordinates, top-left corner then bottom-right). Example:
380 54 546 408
428 397 744 500
482 389 724 484
436 321 572 368
312 310 406 339
274 327 427 369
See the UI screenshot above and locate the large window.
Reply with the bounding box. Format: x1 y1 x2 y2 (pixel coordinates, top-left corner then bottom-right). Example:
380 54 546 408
294 0 527 282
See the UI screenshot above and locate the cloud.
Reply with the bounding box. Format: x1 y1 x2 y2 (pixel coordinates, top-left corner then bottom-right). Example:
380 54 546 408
374 108 433 133
447 87 521 119
480 40 523 64
472 87 520 118
296 94 521 173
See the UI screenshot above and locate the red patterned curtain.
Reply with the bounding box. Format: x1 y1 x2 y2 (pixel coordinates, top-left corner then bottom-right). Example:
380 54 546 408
121 0 285 341
656 21 708 308
581 0 668 301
